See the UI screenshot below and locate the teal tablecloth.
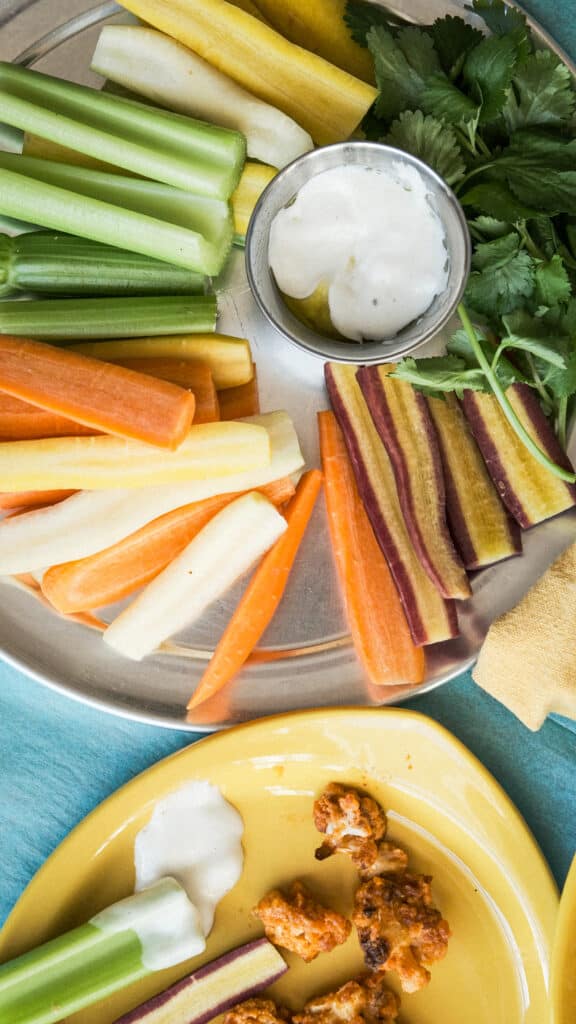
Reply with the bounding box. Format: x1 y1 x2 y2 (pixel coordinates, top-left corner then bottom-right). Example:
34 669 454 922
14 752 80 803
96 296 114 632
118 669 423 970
1 0 576 930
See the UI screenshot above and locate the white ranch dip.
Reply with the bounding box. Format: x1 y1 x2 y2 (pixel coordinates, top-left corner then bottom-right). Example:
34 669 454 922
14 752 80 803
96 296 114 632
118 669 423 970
268 162 449 341
134 780 244 937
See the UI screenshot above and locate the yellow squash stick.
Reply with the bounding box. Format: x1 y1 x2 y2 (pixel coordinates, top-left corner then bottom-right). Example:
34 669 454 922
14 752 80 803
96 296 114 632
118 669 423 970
116 0 377 145
241 0 375 83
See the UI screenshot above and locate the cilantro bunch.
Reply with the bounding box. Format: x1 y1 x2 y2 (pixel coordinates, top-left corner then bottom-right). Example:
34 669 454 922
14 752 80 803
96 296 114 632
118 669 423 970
345 0 576 480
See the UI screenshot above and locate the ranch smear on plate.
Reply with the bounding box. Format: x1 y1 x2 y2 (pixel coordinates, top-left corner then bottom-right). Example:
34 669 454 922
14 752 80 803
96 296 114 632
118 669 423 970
134 780 244 936
268 162 449 341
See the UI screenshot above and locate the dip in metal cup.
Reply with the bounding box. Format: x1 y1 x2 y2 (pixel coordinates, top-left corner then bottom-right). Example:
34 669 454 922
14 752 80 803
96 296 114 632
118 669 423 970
245 141 471 364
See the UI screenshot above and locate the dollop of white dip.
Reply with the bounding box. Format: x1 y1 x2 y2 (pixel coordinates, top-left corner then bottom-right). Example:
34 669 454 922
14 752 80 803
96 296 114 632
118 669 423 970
268 162 449 341
134 780 244 937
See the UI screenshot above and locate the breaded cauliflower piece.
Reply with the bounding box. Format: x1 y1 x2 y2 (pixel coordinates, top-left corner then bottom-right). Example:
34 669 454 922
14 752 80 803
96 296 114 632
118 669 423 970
293 972 400 1024
253 879 351 962
353 873 451 993
224 999 290 1024
313 783 387 867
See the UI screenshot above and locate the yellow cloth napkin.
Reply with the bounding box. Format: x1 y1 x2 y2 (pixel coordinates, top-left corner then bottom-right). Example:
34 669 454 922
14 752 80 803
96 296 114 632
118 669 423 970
473 541 576 730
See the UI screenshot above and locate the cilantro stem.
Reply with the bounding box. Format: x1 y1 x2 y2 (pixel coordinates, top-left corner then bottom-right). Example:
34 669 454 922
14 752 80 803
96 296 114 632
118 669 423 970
455 161 497 194
517 222 545 261
457 303 576 483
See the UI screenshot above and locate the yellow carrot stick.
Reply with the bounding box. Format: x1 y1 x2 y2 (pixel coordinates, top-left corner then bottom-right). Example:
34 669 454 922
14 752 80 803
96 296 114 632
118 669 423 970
116 0 377 145
0 421 269 490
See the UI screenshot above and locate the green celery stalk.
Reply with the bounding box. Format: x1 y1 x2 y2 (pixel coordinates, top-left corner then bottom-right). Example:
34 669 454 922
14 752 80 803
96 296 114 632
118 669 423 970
0 232 206 297
0 153 233 275
0 295 217 338
0 61 246 200
0 879 205 1024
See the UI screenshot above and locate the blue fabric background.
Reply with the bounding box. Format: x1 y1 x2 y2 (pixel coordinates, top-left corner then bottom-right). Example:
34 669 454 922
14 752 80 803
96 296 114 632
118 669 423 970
1 0 576 929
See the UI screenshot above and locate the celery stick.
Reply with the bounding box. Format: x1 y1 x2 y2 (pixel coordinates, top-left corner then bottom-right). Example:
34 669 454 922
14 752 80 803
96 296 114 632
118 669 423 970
0 232 205 297
104 491 287 660
91 26 312 169
0 153 233 274
0 61 246 199
0 879 205 1024
0 295 216 338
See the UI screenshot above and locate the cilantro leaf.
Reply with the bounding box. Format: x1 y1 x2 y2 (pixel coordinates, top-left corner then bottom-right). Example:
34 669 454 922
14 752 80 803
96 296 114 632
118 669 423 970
469 0 528 38
503 131 576 169
395 26 441 78
463 32 521 123
422 72 480 126
367 26 427 119
384 110 466 185
430 16 483 77
460 182 541 221
465 232 535 315
489 134 576 214
505 168 576 215
469 215 512 238
391 355 487 397
447 328 521 387
344 0 409 46
499 332 567 368
534 255 572 307
502 50 576 132
501 311 576 399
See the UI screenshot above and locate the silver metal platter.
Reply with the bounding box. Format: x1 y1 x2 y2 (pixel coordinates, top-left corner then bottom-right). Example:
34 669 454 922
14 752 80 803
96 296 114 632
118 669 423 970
0 1 574 731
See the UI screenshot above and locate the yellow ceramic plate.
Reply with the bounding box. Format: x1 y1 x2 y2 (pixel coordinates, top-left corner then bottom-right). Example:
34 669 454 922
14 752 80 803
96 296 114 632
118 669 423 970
551 853 576 1023
0 708 558 1024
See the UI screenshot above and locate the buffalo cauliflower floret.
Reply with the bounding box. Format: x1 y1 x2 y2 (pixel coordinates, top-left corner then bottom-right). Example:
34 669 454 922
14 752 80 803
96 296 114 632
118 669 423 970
292 973 400 1024
353 873 451 993
352 840 409 881
313 783 387 868
253 879 351 962
224 999 290 1024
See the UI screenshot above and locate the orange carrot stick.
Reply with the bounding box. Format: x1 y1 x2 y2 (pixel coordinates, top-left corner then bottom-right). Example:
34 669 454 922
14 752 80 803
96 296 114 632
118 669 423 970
218 366 260 420
0 359 219 438
0 393 99 440
0 335 195 449
0 489 77 509
41 476 296 613
318 410 425 687
187 468 323 712
110 358 220 423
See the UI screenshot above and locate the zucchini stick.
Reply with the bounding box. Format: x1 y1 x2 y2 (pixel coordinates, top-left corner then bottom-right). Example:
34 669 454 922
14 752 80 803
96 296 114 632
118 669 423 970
91 26 312 169
0 153 233 275
0 232 206 297
0 60 246 199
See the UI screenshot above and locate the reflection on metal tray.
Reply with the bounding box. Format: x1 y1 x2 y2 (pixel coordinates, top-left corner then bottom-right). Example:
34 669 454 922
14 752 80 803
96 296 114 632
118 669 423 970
0 0 574 731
